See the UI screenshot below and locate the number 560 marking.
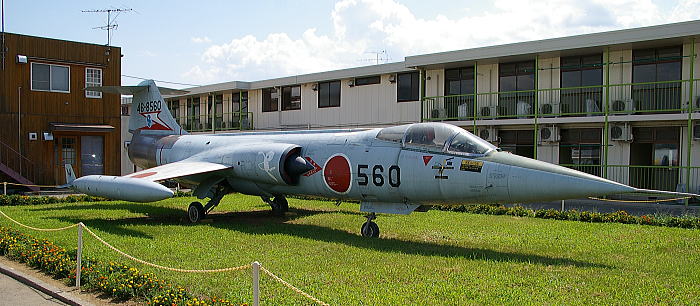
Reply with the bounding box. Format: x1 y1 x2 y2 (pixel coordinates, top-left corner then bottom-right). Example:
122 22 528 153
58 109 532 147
357 164 400 187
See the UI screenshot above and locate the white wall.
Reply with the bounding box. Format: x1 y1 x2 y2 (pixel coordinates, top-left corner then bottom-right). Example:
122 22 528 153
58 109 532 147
251 74 420 130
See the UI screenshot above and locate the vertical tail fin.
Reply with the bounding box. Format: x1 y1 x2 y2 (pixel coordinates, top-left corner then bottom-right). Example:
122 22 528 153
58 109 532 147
65 164 76 184
85 80 189 135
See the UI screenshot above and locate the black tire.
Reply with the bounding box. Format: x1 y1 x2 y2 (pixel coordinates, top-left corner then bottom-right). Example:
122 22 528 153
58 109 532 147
188 202 205 223
361 221 380 238
274 196 289 212
270 196 288 216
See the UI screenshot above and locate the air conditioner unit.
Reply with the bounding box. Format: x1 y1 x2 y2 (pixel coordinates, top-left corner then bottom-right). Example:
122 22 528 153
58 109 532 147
479 105 498 118
611 99 635 114
430 108 446 119
610 123 633 141
539 126 560 142
478 126 498 142
539 103 560 117
693 122 700 140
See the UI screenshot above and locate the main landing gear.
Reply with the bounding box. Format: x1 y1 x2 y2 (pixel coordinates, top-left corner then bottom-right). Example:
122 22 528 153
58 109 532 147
361 213 380 238
262 195 289 216
188 185 227 223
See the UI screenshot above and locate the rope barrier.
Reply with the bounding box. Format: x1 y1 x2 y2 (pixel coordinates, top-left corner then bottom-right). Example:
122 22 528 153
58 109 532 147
0 209 78 231
260 266 329 306
587 196 692 203
3 182 60 188
0 207 328 305
81 225 251 273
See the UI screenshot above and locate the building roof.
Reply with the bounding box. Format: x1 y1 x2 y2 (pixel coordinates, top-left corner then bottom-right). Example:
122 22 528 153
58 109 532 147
170 20 700 98
404 20 700 69
169 62 411 98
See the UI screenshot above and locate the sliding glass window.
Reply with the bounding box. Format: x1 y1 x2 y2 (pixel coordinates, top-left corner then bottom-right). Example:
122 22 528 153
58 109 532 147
560 54 603 115
444 67 474 119
632 46 682 112
499 61 535 118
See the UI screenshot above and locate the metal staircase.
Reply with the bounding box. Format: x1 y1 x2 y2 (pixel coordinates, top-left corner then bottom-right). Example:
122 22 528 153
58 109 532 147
0 140 39 191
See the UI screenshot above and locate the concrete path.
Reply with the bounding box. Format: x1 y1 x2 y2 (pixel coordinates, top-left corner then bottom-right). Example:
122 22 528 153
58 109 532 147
0 272 68 306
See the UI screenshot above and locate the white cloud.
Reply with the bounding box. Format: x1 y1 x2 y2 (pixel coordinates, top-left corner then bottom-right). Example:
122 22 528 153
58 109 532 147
191 36 212 44
182 0 700 84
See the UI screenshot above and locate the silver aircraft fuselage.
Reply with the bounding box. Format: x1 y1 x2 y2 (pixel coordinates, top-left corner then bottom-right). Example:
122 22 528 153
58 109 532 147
128 125 633 207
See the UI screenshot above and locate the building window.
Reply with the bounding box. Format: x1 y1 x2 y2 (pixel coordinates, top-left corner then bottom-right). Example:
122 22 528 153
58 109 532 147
397 72 419 102
262 88 279 112
630 126 680 191
499 61 535 117
214 94 224 128
498 130 534 158
168 99 180 123
282 85 301 110
632 46 682 112
559 128 602 176
444 67 474 119
560 55 602 115
120 104 129 116
355 75 380 86
85 67 102 98
318 81 341 108
31 62 70 93
187 97 201 131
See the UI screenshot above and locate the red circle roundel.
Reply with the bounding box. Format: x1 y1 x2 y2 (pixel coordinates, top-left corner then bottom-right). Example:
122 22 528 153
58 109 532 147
323 154 352 194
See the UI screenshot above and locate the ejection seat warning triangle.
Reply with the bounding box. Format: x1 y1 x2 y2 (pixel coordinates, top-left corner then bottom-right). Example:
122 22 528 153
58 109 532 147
422 156 433 166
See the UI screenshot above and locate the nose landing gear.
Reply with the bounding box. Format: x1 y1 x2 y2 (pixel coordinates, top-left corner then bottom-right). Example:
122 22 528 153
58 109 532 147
361 212 380 238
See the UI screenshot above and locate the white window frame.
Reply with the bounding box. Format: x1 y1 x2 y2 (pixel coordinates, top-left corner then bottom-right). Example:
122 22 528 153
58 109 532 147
85 67 103 98
30 62 70 93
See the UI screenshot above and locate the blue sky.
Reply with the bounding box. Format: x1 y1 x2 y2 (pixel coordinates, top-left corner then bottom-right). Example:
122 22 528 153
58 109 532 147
3 0 698 88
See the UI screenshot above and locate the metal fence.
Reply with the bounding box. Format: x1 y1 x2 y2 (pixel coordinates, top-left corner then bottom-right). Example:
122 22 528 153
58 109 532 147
561 164 700 194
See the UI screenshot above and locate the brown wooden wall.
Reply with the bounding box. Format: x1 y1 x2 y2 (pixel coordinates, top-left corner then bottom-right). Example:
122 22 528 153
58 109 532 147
0 33 121 185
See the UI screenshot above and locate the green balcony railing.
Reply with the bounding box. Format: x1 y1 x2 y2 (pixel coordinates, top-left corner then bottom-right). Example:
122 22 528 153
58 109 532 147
178 112 253 133
423 79 700 121
561 164 700 194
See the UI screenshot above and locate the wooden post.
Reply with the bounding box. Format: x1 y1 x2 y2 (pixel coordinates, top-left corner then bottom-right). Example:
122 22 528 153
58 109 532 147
252 261 260 306
76 223 83 289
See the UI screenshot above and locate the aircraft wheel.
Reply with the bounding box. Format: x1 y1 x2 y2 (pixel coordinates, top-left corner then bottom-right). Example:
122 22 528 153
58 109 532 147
361 221 380 238
270 196 288 216
188 202 205 223
274 196 289 212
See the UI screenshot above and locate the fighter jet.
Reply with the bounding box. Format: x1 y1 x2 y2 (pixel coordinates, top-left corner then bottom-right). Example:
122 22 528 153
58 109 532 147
65 80 692 237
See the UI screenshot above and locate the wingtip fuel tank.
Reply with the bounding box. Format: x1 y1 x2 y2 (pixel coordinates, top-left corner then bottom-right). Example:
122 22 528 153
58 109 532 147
71 175 174 202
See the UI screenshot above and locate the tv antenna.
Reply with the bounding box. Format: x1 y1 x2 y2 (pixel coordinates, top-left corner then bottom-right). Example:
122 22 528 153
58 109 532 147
82 8 133 46
359 50 390 65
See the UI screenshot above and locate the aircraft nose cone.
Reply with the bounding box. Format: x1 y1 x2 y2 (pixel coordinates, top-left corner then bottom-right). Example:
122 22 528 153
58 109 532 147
483 152 635 202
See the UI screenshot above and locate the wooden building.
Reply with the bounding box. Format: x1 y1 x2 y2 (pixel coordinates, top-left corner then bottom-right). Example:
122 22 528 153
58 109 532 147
0 32 121 187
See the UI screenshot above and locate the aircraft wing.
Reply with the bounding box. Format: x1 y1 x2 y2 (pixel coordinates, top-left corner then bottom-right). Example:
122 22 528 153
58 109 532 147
125 161 231 182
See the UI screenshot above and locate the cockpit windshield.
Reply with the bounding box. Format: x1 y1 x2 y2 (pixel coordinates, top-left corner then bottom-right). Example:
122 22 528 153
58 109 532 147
376 123 496 155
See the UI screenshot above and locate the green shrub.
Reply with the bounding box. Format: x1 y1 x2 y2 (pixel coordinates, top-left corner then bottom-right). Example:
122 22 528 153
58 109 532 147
0 194 106 206
0 227 241 305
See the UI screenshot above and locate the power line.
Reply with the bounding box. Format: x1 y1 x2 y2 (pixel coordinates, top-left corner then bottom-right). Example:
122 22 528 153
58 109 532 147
121 74 202 87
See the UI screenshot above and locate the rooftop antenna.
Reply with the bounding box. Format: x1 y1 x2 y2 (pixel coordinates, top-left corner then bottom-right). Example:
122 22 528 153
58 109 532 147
82 8 133 46
359 50 390 65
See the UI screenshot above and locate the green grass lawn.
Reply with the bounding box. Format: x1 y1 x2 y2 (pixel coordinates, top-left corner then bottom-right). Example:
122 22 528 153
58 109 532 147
1 194 699 305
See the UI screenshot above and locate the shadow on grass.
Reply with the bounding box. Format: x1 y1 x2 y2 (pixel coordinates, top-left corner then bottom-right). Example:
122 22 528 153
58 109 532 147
43 206 608 269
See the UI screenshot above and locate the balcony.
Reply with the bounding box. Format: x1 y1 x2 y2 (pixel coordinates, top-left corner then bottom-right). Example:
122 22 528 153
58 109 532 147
423 79 700 121
179 112 254 133
562 164 700 194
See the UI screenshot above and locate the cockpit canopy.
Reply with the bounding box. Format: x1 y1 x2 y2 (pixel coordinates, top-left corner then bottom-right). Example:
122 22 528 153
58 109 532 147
376 123 496 155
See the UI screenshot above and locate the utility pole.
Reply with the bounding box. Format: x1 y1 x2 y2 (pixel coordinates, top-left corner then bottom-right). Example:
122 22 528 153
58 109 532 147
82 8 132 46
2 0 6 70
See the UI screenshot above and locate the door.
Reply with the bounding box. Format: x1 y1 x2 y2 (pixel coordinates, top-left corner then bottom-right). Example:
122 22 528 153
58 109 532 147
55 136 77 184
81 136 104 176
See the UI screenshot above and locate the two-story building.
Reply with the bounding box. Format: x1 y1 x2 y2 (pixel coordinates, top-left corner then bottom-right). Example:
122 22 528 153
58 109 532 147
151 21 700 193
0 33 121 188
